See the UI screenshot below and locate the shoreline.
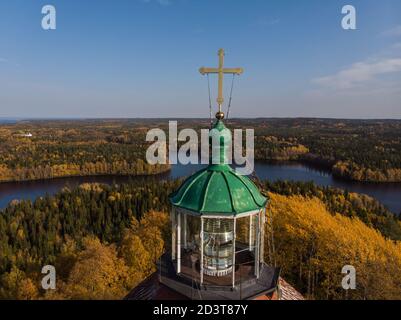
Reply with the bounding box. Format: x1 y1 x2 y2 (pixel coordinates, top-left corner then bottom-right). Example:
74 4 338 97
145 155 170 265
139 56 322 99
0 166 172 184
255 159 401 185
1 161 401 215
1 160 401 185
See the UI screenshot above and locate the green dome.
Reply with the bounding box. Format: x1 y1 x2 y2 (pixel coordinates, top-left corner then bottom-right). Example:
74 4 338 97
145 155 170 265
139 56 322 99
170 119 267 216
169 164 267 216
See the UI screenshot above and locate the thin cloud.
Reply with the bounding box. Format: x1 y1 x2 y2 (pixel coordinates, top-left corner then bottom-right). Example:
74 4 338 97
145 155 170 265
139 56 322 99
312 58 401 90
0 58 7 63
381 25 401 37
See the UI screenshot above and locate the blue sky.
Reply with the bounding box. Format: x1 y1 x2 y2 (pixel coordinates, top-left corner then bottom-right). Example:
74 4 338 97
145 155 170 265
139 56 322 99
0 0 400 118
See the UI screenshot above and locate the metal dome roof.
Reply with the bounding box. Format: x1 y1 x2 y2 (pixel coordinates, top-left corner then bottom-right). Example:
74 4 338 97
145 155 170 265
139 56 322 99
169 164 267 216
169 119 267 216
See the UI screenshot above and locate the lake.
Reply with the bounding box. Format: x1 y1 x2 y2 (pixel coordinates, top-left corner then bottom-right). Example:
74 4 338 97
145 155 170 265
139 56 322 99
0 162 400 214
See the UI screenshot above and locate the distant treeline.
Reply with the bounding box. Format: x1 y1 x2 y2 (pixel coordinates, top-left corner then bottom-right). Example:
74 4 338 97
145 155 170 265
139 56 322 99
249 118 401 182
0 160 169 182
1 118 401 182
0 121 169 182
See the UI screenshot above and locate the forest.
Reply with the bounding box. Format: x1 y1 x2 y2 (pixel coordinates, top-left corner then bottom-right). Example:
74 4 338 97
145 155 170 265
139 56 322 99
247 118 401 182
0 119 169 182
0 178 400 300
1 118 401 182
1 118 401 299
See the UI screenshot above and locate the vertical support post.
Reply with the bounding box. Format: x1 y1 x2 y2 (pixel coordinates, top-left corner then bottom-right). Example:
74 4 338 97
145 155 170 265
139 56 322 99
217 49 225 108
171 208 176 261
260 209 265 264
232 217 236 288
255 211 260 278
177 211 181 274
183 213 187 249
200 217 204 285
249 214 253 251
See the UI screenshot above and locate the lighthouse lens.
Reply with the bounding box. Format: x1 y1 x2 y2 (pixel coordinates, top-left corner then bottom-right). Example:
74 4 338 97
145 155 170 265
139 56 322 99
203 218 234 277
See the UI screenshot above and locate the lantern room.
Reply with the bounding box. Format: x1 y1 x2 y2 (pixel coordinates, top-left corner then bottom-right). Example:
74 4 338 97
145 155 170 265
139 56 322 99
169 119 268 289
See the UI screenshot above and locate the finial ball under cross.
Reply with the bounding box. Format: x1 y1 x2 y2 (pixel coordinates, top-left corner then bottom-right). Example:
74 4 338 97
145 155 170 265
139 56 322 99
199 49 244 119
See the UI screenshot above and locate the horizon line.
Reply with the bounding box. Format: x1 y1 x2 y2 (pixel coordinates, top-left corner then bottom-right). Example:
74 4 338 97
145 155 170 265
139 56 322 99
2 116 401 121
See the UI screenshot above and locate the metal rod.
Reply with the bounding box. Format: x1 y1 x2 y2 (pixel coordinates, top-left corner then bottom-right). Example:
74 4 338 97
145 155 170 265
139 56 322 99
171 208 176 261
255 211 260 278
249 214 253 251
183 214 187 249
200 217 204 285
232 217 236 288
260 209 265 264
177 212 181 274
217 49 224 106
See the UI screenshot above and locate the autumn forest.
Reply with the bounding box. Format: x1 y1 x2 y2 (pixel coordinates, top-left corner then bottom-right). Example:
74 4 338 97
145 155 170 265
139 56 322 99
1 118 401 300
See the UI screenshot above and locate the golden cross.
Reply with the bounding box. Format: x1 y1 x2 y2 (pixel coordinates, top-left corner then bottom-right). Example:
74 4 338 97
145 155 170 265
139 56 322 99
199 49 244 115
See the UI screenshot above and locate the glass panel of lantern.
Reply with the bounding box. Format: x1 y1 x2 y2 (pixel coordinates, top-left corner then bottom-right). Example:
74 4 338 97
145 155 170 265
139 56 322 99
203 218 234 277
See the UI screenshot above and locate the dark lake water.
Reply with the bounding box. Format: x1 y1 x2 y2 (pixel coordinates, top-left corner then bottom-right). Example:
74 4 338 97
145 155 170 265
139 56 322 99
0 162 400 214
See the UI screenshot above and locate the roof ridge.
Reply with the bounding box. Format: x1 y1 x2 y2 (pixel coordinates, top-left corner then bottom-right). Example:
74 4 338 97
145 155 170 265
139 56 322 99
200 171 214 212
169 167 207 199
221 171 236 213
177 169 207 206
